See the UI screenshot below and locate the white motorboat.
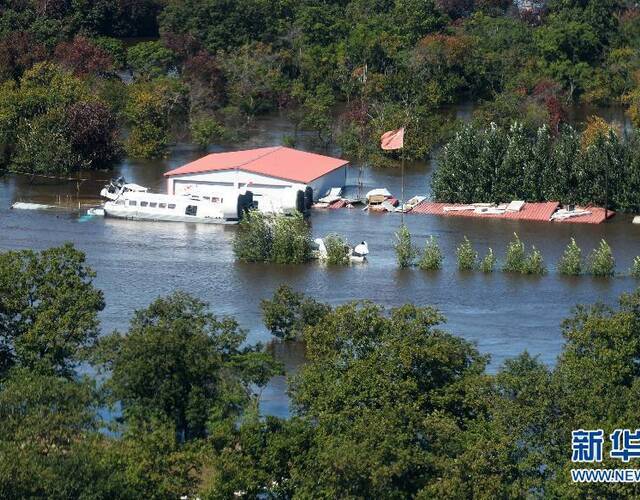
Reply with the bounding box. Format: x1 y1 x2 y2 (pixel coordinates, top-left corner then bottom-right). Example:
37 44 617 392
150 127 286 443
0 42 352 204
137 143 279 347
98 178 253 224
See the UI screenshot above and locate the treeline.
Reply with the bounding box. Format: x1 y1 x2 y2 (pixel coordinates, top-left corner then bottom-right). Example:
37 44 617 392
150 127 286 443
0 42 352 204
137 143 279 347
2 245 640 497
432 119 640 212
2 0 640 172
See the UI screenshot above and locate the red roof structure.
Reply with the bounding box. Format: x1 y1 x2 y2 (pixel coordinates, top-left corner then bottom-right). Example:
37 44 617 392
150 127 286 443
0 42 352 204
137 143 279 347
408 202 614 224
164 146 348 184
409 202 560 221
555 206 614 224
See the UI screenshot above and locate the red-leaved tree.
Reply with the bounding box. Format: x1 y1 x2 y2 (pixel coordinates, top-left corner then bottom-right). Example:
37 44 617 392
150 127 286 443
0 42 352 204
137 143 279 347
54 36 114 77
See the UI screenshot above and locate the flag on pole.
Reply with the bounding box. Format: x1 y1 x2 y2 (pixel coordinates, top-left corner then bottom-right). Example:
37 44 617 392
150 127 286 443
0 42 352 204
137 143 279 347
380 127 405 150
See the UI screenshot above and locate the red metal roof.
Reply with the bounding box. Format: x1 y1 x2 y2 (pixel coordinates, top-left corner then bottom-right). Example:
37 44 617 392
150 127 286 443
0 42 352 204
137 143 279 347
409 202 559 221
555 206 615 224
164 146 349 184
408 202 614 224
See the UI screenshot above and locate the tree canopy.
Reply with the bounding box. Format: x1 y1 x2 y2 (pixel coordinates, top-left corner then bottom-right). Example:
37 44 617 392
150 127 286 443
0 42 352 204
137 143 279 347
1 0 639 169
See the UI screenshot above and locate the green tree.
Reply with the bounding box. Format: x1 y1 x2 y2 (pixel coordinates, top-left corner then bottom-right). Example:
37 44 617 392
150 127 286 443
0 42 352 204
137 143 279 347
558 237 582 276
0 244 104 378
418 235 443 271
125 77 187 159
631 256 640 278
287 301 489 498
394 224 416 268
324 233 350 266
221 42 287 116
587 239 615 277
456 236 477 271
127 41 177 80
480 247 495 273
261 285 331 341
0 62 121 174
190 115 224 150
233 210 273 263
523 246 546 275
0 368 110 499
93 292 280 442
270 211 312 265
503 233 526 273
13 112 84 175
297 83 335 146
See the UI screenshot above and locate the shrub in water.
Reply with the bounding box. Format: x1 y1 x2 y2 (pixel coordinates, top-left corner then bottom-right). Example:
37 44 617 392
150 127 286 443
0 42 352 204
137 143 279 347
418 236 443 271
271 211 312 264
503 233 525 273
233 210 272 262
523 246 546 275
558 238 582 276
324 233 350 265
588 240 616 276
456 236 477 271
395 224 416 268
587 239 615 277
631 256 640 278
480 248 495 273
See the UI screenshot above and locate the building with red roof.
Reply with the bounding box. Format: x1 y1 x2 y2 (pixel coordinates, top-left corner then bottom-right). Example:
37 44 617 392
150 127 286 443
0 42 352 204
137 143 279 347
164 147 348 203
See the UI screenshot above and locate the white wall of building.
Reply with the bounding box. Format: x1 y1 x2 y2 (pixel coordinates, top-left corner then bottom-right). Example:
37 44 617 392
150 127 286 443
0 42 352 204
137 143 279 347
167 165 348 201
309 165 347 200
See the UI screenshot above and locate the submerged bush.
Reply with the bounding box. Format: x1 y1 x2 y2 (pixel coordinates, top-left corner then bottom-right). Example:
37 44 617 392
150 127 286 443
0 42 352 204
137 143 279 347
324 233 350 266
587 239 615 277
234 210 311 264
503 233 526 273
456 236 477 271
271 212 312 264
480 248 495 273
558 238 582 276
418 236 443 271
395 224 416 268
233 210 273 263
523 246 546 275
631 257 640 278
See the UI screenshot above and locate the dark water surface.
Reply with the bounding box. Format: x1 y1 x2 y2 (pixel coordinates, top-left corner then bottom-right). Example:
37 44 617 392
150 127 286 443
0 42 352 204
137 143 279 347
1 113 639 418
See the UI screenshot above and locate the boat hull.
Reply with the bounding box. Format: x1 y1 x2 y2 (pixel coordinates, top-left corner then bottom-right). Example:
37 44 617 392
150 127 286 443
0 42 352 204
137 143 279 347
103 208 237 224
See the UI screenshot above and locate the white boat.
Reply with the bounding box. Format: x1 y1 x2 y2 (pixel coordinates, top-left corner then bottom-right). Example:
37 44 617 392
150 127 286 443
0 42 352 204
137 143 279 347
98 178 253 224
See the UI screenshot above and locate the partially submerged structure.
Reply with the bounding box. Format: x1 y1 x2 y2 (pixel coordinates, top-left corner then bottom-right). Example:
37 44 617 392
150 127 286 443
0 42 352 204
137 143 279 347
164 146 349 212
409 201 614 224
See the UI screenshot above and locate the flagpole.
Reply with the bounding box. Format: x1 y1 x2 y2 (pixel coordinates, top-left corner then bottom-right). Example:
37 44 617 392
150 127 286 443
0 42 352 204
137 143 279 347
401 147 405 224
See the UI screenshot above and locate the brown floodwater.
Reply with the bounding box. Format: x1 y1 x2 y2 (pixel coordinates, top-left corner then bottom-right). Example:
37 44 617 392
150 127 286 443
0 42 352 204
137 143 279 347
1 111 639 417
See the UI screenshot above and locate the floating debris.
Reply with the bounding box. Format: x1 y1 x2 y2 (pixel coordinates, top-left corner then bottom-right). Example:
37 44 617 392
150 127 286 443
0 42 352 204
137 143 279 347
11 202 54 210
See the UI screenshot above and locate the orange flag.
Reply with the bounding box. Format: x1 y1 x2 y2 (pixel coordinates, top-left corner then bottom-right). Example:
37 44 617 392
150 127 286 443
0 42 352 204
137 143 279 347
380 127 405 150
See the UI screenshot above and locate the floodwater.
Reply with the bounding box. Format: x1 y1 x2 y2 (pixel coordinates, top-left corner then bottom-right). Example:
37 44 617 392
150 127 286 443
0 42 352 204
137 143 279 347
1 111 639 418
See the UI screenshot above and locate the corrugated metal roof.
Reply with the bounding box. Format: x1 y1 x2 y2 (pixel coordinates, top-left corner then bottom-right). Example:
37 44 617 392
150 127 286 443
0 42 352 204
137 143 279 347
164 146 349 184
556 206 615 224
409 201 613 224
328 199 348 209
409 201 558 221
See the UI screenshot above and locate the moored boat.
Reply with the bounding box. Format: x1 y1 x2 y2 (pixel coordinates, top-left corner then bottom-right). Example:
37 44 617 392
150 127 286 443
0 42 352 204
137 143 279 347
98 178 253 224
